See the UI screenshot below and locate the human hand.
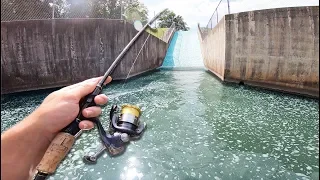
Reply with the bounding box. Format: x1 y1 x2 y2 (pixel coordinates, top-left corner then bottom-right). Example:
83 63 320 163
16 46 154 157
1 76 112 180
28 76 112 141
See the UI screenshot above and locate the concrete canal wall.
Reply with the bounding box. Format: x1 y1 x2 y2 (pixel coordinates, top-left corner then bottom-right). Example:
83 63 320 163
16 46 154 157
199 6 319 98
199 18 226 80
1 19 173 94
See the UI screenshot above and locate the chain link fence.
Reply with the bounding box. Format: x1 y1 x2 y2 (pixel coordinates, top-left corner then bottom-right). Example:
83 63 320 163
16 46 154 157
1 0 139 21
206 0 230 29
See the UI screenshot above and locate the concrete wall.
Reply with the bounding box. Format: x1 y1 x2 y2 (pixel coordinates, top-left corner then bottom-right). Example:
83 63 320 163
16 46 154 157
199 6 319 98
199 17 226 80
1 19 171 94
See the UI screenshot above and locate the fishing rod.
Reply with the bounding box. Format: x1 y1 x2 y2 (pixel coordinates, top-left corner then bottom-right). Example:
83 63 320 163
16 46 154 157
33 9 168 180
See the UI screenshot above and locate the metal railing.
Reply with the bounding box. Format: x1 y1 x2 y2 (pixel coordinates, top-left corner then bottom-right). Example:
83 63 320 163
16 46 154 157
205 0 230 29
161 22 176 43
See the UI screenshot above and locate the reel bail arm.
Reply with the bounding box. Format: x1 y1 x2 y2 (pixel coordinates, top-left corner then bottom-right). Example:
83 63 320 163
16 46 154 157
83 104 146 163
34 8 168 180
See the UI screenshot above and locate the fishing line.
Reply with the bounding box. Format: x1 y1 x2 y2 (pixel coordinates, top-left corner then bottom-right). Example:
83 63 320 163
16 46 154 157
121 33 151 89
33 9 168 180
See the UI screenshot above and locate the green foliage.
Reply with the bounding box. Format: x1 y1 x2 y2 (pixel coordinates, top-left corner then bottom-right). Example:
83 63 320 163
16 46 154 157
123 1 148 25
158 10 189 31
62 0 148 21
64 0 123 18
1 0 148 20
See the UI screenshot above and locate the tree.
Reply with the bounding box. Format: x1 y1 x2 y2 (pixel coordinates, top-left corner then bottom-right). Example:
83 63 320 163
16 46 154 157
123 0 148 25
0 0 148 21
61 0 148 21
158 10 189 31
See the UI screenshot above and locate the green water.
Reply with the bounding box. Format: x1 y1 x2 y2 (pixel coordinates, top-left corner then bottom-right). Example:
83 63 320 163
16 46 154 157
1 70 319 180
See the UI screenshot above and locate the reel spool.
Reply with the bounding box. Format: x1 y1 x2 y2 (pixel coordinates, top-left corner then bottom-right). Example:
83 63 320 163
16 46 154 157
83 104 146 163
111 104 145 136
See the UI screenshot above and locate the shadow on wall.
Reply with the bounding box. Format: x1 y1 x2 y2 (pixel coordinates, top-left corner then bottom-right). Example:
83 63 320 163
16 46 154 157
162 30 205 69
161 32 179 68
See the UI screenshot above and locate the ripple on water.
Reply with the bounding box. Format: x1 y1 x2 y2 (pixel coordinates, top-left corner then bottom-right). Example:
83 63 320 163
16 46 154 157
1 71 319 179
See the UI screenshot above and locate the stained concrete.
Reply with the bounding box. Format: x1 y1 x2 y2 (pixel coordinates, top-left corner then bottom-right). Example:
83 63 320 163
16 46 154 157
199 18 226 80
199 6 319 98
1 19 173 94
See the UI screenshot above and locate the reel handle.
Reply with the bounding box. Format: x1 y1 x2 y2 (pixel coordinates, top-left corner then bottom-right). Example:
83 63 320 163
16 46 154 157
83 144 107 163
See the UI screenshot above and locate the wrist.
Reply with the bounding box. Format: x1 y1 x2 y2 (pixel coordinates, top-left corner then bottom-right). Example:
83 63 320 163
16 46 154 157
1 112 53 180
25 109 57 142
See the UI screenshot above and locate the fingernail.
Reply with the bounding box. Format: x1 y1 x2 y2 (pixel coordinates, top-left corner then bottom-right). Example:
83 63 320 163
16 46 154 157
85 109 92 117
102 95 108 101
83 123 88 129
82 123 90 130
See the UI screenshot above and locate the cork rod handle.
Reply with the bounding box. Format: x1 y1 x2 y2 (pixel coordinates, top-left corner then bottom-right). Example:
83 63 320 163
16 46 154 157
36 132 75 174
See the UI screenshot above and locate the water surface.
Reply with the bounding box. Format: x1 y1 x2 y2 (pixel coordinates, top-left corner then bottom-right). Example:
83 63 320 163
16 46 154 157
1 70 319 180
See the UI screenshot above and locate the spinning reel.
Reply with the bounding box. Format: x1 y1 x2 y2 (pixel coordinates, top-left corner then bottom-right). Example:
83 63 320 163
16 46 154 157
84 104 146 163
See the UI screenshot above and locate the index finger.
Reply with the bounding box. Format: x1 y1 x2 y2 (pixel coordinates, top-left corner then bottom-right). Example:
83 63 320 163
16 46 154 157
66 76 112 100
62 77 102 91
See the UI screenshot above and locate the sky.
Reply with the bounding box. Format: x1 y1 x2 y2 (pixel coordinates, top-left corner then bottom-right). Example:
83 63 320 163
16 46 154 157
139 0 319 29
